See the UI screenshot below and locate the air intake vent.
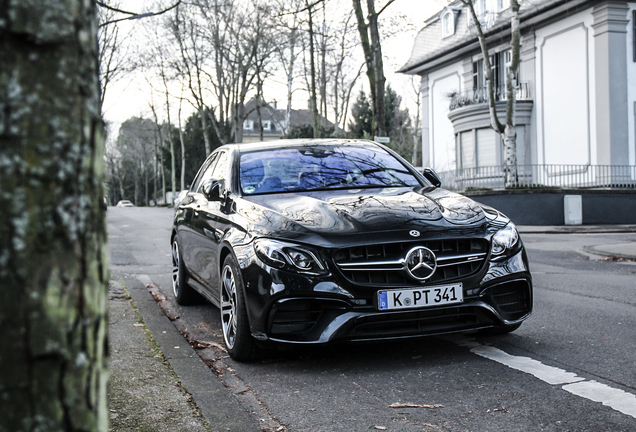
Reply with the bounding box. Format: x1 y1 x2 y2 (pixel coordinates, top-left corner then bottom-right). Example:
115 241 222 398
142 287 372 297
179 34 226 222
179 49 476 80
488 280 532 319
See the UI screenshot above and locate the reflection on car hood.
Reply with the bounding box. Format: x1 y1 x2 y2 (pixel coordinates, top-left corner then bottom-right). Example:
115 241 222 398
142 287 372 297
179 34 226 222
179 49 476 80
238 187 489 242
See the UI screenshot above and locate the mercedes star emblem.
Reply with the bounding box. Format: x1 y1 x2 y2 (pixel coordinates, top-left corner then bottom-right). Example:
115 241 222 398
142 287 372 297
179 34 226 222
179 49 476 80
404 246 437 281
409 230 421 237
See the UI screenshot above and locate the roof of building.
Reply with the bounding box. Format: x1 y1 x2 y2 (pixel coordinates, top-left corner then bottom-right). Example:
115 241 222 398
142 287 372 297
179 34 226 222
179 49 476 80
399 0 583 75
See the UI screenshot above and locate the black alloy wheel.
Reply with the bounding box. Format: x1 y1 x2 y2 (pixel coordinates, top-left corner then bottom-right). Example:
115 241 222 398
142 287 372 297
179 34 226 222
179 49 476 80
220 254 260 361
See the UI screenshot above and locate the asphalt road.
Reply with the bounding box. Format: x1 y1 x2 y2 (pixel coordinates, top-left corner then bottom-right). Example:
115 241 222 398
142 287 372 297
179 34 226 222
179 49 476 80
108 206 636 432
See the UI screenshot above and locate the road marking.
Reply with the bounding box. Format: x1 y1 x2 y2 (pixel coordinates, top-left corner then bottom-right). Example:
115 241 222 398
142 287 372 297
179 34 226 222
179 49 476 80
563 381 636 418
470 345 584 385
446 335 636 419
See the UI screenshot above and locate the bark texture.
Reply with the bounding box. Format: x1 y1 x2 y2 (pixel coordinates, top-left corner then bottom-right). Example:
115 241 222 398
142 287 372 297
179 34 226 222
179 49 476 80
0 0 109 431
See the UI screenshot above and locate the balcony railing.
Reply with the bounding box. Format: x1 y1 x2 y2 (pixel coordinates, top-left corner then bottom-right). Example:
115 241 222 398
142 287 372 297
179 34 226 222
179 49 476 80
436 164 636 192
449 83 531 111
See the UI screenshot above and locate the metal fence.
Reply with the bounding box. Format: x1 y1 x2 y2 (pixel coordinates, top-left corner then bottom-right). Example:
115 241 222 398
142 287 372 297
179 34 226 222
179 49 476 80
449 83 531 111
436 164 636 192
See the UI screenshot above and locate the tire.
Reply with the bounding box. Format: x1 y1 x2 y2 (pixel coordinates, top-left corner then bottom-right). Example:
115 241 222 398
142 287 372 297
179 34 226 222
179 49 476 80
171 239 203 305
220 254 260 361
479 323 522 335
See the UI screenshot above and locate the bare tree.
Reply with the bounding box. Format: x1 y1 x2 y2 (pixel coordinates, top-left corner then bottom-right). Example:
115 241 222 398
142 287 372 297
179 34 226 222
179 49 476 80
409 75 422 166
117 118 157 205
271 0 307 135
0 1 108 430
461 0 521 186
329 11 364 135
97 0 181 107
97 0 131 108
353 0 396 138
171 3 215 153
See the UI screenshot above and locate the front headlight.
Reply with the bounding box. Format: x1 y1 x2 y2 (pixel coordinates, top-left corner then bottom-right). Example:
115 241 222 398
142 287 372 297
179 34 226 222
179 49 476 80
491 222 520 256
254 238 327 275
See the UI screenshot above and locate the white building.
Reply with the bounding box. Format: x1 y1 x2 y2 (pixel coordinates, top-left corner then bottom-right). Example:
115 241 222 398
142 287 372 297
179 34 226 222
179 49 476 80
399 0 636 189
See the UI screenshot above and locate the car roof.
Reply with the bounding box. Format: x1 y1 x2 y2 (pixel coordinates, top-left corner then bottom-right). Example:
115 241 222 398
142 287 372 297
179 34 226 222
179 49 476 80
217 139 384 154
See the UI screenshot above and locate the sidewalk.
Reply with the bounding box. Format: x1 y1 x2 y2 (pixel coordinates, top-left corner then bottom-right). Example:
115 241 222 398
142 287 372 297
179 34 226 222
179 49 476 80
107 225 636 432
108 278 211 431
518 224 636 260
108 274 261 432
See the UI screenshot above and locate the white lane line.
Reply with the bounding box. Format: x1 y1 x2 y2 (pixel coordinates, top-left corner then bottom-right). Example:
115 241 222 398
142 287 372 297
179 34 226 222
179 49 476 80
470 345 585 385
445 335 636 419
563 381 636 418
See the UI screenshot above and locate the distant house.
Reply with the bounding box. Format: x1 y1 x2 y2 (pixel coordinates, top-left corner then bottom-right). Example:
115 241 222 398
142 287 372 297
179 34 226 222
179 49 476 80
241 98 333 142
399 0 636 189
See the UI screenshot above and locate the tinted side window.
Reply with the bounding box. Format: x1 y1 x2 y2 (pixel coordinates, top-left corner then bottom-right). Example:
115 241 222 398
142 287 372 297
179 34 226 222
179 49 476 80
196 151 229 194
191 153 219 193
210 152 229 184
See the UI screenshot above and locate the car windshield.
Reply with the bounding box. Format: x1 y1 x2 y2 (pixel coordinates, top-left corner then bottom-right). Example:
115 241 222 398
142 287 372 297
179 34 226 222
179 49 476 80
239 145 422 195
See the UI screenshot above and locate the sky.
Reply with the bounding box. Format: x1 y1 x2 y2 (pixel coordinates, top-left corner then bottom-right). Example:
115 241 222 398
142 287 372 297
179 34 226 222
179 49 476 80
100 0 447 134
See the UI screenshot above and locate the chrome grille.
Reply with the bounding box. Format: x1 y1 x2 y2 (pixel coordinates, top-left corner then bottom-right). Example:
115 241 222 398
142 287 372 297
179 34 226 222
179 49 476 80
333 239 488 287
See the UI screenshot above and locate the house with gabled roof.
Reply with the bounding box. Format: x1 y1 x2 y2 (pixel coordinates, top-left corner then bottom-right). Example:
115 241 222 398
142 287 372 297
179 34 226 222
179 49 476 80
241 97 334 142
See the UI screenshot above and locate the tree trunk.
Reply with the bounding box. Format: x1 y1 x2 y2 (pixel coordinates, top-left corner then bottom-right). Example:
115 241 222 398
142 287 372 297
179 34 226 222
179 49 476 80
0 1 109 431
199 106 211 155
178 100 187 190
286 28 297 137
307 1 320 137
503 124 518 186
353 0 387 138
504 0 521 187
462 0 521 188
367 0 386 137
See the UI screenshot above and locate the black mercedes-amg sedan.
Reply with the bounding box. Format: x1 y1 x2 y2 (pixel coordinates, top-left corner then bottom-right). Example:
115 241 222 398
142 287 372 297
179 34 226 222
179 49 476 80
171 139 532 361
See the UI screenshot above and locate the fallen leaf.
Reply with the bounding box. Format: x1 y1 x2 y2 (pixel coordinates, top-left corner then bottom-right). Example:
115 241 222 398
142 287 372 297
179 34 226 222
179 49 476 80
389 403 444 409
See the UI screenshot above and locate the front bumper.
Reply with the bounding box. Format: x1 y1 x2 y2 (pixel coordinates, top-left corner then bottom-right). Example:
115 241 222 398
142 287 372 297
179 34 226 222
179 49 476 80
238 247 532 345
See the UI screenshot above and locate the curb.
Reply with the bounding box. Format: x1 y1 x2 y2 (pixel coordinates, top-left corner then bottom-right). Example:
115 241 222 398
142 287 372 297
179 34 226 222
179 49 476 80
120 273 262 432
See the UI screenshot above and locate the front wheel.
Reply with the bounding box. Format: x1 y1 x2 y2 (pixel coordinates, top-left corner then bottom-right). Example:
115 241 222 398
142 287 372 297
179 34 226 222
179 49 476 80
220 254 260 361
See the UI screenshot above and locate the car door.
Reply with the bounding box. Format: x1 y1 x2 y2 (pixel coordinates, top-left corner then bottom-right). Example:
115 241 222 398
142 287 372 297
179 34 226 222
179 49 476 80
178 153 219 282
188 151 230 300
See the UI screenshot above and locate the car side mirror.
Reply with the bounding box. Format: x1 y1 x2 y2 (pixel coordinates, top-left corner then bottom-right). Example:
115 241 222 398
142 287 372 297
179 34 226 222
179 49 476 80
203 180 222 202
422 168 442 188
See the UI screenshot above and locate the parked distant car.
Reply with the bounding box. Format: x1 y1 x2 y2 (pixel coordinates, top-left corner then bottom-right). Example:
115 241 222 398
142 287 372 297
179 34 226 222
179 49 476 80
171 139 533 361
116 200 134 207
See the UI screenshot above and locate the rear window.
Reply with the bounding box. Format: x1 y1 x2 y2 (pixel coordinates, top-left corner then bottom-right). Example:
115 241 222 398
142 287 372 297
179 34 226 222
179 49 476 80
239 145 422 195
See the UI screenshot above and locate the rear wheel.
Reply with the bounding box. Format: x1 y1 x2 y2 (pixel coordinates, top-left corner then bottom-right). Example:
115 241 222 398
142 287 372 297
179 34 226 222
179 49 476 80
171 239 203 305
220 254 260 361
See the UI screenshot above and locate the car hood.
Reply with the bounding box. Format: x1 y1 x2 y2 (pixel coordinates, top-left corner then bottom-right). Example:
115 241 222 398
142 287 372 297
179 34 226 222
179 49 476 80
236 187 495 246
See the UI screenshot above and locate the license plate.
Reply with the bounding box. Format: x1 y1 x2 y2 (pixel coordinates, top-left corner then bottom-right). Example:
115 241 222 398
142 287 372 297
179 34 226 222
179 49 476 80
377 283 463 311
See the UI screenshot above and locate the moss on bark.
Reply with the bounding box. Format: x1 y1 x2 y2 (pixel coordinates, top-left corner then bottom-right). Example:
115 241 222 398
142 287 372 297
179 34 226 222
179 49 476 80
0 0 108 431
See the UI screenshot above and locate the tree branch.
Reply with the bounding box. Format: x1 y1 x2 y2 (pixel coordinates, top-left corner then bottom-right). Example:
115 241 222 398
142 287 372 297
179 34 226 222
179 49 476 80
97 0 182 27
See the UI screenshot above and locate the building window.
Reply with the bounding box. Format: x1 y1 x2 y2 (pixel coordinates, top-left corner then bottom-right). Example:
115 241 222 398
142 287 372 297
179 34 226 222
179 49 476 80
495 0 510 12
633 11 636 62
262 120 271 131
458 128 499 169
442 11 454 38
243 120 254 130
473 50 512 93
473 58 485 90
